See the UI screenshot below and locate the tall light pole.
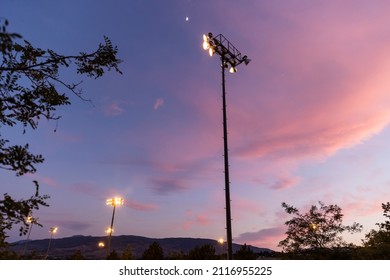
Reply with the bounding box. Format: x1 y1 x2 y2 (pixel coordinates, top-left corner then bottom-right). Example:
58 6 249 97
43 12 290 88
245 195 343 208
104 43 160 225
45 226 58 259
203 33 250 260
105 197 124 257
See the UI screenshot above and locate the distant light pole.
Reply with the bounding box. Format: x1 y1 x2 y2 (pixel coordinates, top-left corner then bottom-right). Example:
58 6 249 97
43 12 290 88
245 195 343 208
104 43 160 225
203 32 250 260
45 226 58 259
105 197 124 257
23 215 37 257
218 238 226 259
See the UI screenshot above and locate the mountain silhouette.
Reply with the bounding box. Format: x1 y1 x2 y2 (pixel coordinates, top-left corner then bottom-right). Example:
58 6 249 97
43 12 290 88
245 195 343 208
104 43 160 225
11 235 273 259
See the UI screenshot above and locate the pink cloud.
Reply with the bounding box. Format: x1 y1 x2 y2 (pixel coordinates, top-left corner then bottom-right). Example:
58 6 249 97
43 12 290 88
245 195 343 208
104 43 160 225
338 189 390 219
27 174 63 189
153 162 186 173
235 227 286 251
40 176 60 188
149 14 390 194
196 213 212 226
103 101 125 116
225 4 390 165
56 220 92 231
154 98 165 110
151 178 188 195
270 175 300 190
70 182 99 196
182 210 213 230
124 199 159 211
52 130 82 143
232 198 265 218
343 200 381 218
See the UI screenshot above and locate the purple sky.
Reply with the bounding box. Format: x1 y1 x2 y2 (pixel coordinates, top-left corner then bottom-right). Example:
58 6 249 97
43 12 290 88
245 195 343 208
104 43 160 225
2 0 390 251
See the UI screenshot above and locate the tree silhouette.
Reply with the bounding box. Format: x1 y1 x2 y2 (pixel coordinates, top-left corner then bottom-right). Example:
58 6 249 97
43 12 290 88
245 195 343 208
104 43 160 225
167 250 186 260
121 244 133 260
142 241 164 260
68 250 86 260
279 201 362 255
0 18 122 249
361 202 390 259
106 249 120 260
234 243 257 260
0 181 48 249
188 244 217 260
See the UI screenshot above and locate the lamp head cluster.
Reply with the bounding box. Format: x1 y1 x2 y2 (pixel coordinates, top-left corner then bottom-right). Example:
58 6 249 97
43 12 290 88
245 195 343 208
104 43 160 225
26 215 37 224
49 227 58 234
105 227 114 234
203 32 251 73
106 197 124 207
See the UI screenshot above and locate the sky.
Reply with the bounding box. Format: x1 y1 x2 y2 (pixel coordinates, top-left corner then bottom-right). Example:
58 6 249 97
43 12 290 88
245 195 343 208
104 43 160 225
2 0 390 251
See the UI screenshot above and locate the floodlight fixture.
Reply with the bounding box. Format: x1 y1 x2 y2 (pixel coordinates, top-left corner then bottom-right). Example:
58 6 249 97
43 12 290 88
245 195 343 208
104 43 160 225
202 33 250 74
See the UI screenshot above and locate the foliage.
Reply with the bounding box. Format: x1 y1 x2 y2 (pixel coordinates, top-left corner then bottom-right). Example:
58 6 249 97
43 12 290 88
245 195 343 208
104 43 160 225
167 250 186 260
68 250 86 260
1 18 122 176
188 244 217 260
0 18 122 249
0 247 20 259
106 249 120 260
234 243 257 260
278 201 362 254
360 202 390 259
142 241 164 260
0 181 48 248
121 244 133 260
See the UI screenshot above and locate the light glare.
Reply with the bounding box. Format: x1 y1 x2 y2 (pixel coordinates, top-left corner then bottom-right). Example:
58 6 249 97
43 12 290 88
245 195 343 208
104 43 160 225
106 197 124 206
203 41 210 50
50 227 58 234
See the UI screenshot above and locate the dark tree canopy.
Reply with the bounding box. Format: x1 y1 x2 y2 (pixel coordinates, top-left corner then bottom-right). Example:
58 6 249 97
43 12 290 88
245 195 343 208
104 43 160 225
279 201 362 254
68 249 86 260
121 244 134 260
234 243 257 260
142 241 164 260
361 202 390 259
188 244 217 260
0 18 122 250
1 18 122 176
0 181 48 248
106 249 120 260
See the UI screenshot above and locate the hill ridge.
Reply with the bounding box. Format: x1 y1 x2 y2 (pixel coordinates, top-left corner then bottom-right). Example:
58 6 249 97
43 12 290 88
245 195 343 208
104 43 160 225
11 234 273 259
